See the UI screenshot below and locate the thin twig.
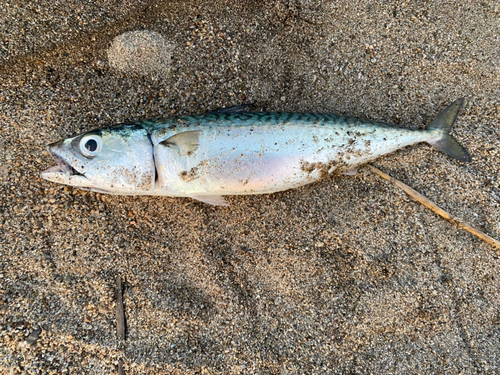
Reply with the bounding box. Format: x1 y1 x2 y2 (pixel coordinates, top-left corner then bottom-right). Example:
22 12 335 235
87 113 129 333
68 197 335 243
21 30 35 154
116 277 125 339
368 165 500 250
118 359 125 375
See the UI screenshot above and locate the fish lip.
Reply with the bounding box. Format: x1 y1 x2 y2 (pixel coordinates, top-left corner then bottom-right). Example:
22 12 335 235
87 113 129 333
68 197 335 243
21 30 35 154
42 147 86 178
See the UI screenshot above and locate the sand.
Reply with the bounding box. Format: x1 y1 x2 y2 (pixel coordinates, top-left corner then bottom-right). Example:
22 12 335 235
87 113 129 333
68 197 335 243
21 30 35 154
1 0 499 373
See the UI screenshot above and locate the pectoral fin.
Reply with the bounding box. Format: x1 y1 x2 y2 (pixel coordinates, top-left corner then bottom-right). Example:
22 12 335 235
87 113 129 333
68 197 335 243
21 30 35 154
190 195 229 206
160 131 201 156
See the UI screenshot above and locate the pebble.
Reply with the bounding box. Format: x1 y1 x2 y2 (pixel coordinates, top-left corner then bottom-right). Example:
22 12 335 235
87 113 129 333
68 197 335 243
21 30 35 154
26 327 42 345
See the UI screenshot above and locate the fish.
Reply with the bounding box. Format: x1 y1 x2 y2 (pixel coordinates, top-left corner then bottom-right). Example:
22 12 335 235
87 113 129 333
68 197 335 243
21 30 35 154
41 98 470 206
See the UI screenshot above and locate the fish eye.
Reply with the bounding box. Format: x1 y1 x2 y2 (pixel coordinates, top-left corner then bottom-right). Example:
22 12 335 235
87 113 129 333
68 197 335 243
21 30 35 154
79 134 102 158
85 139 98 151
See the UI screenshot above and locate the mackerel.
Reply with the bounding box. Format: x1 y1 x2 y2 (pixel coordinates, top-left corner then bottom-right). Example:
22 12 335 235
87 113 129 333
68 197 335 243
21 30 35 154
41 99 470 206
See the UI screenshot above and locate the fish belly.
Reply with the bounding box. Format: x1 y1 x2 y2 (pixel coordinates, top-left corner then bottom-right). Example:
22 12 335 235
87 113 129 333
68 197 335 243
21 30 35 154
153 120 429 197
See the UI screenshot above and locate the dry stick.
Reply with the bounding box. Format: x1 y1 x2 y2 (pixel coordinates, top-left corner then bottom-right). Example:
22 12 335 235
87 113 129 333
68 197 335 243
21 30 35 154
116 277 126 374
368 165 500 250
116 276 126 339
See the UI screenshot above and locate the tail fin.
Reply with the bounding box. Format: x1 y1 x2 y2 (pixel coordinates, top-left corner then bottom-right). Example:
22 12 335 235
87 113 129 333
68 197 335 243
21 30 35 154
426 98 471 162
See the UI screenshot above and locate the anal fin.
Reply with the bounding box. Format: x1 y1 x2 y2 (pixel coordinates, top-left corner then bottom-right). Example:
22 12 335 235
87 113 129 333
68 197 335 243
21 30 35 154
190 195 229 206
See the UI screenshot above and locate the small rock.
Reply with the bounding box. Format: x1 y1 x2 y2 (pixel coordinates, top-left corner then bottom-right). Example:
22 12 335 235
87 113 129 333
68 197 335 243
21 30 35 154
26 327 42 345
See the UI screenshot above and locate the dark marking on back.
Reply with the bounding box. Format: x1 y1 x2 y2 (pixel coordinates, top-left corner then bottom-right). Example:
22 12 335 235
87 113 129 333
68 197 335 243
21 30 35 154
233 113 255 121
258 114 276 123
309 113 321 122
283 113 294 124
294 114 306 122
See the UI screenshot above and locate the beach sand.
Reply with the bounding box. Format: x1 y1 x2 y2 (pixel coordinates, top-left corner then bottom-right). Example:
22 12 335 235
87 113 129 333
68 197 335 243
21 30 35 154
1 1 499 373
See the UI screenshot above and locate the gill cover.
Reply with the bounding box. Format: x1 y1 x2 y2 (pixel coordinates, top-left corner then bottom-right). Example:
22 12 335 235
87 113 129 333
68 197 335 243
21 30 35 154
41 125 155 194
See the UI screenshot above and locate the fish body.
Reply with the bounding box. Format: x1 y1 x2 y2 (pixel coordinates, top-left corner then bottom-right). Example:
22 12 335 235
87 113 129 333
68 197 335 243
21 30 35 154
41 99 470 206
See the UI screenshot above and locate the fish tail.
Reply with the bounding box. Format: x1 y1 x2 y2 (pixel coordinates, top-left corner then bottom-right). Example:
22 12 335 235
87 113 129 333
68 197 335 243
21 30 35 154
426 98 471 162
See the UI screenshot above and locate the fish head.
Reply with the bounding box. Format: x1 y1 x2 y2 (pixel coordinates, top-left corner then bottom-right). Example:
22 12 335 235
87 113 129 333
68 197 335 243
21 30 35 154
41 124 155 194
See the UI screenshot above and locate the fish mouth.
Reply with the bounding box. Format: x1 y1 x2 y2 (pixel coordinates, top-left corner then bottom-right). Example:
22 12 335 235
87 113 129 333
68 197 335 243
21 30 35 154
42 151 86 177
40 147 92 188
42 150 81 177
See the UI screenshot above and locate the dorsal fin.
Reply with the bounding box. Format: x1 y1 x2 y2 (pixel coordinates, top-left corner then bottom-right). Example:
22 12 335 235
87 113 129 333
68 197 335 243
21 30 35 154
207 104 252 114
159 131 201 156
